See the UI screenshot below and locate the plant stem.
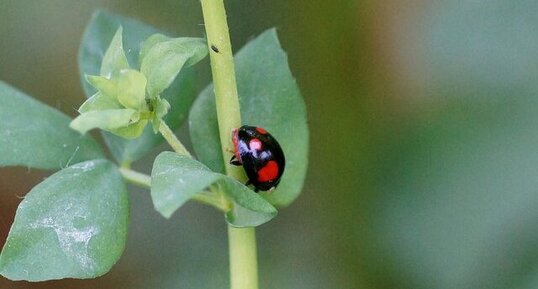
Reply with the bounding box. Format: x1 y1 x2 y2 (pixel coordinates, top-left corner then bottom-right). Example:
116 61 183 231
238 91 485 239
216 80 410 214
118 167 228 210
158 121 192 157
119 167 151 188
199 1 259 289
199 0 242 177
228 226 259 289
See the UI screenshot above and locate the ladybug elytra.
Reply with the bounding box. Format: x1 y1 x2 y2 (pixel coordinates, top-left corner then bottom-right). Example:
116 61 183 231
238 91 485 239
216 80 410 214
230 125 285 192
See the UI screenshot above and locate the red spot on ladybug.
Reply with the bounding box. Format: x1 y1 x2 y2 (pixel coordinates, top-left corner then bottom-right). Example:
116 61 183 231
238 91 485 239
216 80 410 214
230 125 285 192
257 160 279 182
249 138 263 151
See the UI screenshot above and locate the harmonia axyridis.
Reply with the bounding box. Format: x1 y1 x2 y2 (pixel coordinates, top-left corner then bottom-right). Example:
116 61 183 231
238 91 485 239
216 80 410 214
230 125 285 192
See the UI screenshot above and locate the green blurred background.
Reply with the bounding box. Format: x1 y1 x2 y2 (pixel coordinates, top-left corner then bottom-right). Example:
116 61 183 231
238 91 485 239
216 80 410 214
1 0 538 288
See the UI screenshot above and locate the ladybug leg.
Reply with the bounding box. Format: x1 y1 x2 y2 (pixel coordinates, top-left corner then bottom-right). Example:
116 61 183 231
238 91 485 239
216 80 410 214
229 155 242 166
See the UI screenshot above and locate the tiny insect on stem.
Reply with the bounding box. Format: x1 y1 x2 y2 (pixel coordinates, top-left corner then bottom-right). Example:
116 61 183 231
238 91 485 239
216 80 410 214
211 44 220 53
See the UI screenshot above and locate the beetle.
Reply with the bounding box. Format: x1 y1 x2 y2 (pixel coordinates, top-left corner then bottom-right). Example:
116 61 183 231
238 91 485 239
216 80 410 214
230 125 285 192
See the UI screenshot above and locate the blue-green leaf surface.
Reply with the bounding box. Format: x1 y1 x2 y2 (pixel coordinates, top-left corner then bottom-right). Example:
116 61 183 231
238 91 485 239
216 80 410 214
151 152 276 227
0 81 103 169
219 177 279 226
189 29 308 206
0 159 128 281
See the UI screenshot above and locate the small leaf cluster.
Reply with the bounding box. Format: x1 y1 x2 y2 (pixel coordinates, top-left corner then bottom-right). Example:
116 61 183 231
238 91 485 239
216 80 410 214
70 27 207 138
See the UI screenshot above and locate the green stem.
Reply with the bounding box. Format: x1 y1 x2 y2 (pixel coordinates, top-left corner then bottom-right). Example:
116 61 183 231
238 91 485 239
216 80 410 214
118 167 228 211
199 0 243 179
199 1 259 289
119 166 151 188
158 121 192 157
228 226 259 289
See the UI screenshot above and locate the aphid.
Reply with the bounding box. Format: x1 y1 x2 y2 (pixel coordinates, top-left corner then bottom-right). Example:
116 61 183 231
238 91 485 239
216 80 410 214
211 44 219 53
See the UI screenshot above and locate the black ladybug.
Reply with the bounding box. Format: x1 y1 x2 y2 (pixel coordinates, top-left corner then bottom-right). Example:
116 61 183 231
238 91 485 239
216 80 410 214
230 125 285 192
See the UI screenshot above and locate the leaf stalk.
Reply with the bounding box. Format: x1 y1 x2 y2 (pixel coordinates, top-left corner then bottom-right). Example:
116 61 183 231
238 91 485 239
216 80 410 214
118 167 228 210
158 121 192 157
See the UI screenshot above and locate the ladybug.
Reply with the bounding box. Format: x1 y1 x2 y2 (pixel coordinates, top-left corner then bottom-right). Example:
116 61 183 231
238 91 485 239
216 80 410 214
230 125 285 192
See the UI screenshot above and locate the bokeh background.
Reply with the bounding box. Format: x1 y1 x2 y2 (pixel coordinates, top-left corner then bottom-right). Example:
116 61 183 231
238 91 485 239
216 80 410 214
1 0 538 288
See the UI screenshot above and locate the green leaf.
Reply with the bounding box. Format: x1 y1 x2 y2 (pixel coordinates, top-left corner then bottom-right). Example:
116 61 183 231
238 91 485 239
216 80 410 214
188 85 226 174
71 109 147 140
117 69 147 110
79 92 122 113
79 10 198 164
151 152 220 219
70 109 140 136
100 27 129 78
219 177 278 227
140 34 208 72
0 81 103 170
109 119 148 139
85 75 117 98
189 29 309 207
151 152 277 227
0 159 128 281
140 37 207 98
139 33 170 64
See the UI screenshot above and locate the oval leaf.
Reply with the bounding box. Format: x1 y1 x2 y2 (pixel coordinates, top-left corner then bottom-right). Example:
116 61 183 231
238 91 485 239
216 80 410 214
0 81 103 170
79 92 122 113
140 37 207 98
188 84 225 174
0 159 128 281
139 33 171 64
151 152 220 219
79 10 198 164
151 152 277 227
189 29 309 207
70 108 139 135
